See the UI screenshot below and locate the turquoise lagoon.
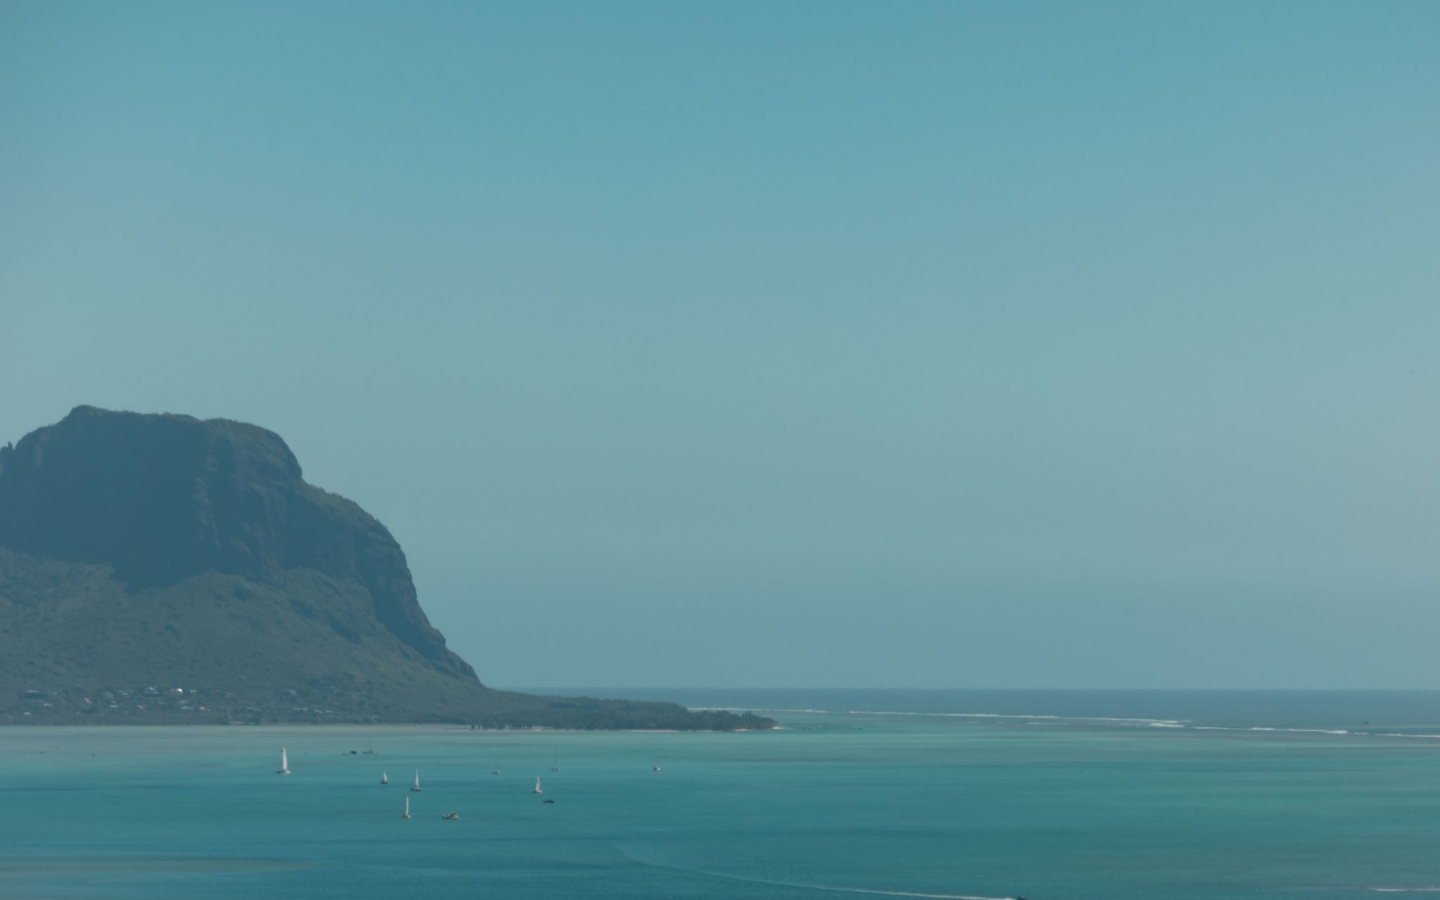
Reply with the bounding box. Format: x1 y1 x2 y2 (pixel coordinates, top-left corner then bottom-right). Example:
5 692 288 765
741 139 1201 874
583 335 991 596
6 690 1440 899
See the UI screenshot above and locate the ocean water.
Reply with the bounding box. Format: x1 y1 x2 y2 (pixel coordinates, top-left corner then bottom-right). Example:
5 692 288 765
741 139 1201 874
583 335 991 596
6 690 1440 900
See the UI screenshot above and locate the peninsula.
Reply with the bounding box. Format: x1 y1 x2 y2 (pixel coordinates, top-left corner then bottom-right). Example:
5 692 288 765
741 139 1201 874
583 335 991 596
0 407 772 731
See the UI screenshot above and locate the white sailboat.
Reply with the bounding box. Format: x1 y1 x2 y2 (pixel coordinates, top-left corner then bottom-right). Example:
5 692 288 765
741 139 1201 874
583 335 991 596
401 796 411 819
532 776 543 794
411 769 422 792
380 769 389 784
277 747 291 775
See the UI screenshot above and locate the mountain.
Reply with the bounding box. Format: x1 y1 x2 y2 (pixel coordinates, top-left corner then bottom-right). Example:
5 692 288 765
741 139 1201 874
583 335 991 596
0 407 772 730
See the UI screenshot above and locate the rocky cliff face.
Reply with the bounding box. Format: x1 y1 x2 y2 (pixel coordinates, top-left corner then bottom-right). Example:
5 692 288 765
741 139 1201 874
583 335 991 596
0 406 474 680
0 406 774 730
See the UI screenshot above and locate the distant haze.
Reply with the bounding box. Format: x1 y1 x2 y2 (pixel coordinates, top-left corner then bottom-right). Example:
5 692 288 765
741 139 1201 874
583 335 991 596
3 1 1438 688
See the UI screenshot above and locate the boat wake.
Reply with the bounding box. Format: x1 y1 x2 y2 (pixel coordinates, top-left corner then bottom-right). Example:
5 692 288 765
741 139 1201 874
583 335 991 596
783 887 1013 899
616 846 1014 900
775 885 1015 899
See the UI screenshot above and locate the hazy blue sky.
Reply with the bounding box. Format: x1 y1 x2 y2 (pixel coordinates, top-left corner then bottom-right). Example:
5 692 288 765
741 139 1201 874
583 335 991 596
3 1 1438 689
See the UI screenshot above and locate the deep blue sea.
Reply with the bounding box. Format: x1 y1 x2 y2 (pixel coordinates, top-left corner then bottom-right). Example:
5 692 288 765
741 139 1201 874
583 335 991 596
7 689 1440 900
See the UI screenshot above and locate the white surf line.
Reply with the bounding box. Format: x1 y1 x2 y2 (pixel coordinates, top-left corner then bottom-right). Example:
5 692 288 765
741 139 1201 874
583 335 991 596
693 706 1440 742
685 705 835 711
688 706 1186 727
843 710 1187 726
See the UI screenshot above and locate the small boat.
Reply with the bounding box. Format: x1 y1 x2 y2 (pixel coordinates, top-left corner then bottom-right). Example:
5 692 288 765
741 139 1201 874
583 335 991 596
380 769 389 785
364 741 376 755
401 796 411 819
411 770 422 792
491 761 500 775
551 749 560 772
277 748 291 775
442 812 460 820
542 798 555 804
532 776 543 795
652 763 662 772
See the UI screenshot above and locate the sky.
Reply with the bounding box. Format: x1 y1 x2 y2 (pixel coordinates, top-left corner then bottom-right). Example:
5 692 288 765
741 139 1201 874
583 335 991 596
2 1 1439 689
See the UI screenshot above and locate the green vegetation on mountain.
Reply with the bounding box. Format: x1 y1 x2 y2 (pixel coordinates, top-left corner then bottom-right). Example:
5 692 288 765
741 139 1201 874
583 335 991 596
0 407 773 731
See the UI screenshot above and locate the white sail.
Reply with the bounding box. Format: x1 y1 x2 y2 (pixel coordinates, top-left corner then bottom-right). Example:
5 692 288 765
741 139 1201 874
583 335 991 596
381 769 388 784
278 747 290 775
411 769 421 791
402 795 410 818
533 776 542 794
